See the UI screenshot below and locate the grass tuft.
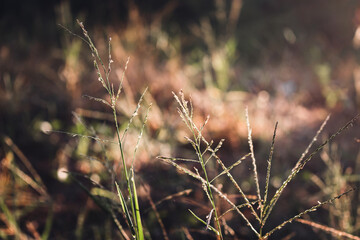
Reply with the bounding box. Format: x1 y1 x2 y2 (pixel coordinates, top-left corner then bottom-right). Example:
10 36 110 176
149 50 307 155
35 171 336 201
159 91 359 239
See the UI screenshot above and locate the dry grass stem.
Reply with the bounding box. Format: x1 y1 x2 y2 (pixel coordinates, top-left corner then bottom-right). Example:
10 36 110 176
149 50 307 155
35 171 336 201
262 122 278 218
296 218 360 240
293 114 330 170
263 188 356 239
245 107 262 206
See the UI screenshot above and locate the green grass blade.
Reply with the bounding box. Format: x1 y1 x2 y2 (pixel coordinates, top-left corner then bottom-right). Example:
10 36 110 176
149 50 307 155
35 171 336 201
115 181 136 236
188 209 219 235
130 169 144 240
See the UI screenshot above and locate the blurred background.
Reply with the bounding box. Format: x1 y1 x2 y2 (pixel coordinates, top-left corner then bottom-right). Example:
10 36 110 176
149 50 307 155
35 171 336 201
1 0 360 239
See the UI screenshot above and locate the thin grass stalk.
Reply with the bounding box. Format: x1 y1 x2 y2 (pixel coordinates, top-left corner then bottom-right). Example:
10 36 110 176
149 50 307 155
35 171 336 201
296 218 360 240
194 128 223 239
204 139 220 166
210 153 251 183
132 104 151 167
158 157 260 237
128 102 149 239
110 82 138 234
61 21 147 239
116 57 130 101
173 91 223 239
122 88 148 144
48 130 117 144
181 227 195 240
83 95 112 107
150 189 193 209
160 157 199 163
262 115 359 228
112 87 142 240
213 154 261 223
245 108 262 209
77 21 146 239
263 188 356 239
77 20 110 90
115 182 135 235
109 209 131 240
112 103 129 182
219 200 260 219
188 210 219 235
261 122 278 225
131 169 144 240
3 136 46 192
107 37 113 80
71 174 131 239
293 115 330 171
146 188 169 240
71 112 117 192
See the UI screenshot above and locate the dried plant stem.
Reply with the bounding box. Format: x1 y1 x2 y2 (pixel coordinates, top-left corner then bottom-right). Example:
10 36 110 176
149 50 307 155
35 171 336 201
262 115 359 227
260 121 278 236
246 108 262 209
3 136 46 193
158 157 260 237
172 91 223 239
146 191 169 240
213 154 261 223
262 122 277 212
263 188 356 239
296 218 360 240
293 115 330 170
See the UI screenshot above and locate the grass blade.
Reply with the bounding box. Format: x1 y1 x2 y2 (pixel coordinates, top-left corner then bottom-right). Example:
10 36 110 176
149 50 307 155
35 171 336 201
115 181 136 236
130 169 144 240
262 122 278 217
188 209 219 235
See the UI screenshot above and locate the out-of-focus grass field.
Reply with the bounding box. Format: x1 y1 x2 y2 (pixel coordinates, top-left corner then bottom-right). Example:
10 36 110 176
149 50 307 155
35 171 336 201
1 1 360 239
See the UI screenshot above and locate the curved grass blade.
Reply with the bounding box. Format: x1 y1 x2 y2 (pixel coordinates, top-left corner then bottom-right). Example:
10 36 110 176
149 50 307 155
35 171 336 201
115 181 136 237
130 169 144 240
188 209 219 235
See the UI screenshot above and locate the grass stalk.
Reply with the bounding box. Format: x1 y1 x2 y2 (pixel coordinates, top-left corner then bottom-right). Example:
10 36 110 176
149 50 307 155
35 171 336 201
161 91 358 239
246 108 262 208
62 20 147 239
172 91 223 239
262 115 359 228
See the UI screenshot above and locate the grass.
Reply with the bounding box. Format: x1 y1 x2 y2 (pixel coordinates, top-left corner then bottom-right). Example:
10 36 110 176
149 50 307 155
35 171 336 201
59 20 360 240
59 20 151 240
158 91 359 239
0 20 359 239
